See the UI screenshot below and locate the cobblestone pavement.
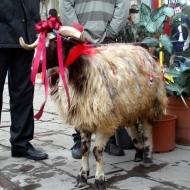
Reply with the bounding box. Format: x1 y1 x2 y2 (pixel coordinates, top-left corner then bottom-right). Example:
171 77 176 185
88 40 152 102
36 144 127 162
0 83 190 190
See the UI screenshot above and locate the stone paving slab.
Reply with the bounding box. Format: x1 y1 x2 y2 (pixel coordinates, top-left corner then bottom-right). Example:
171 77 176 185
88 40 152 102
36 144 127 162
0 150 77 190
153 148 190 168
1 84 190 190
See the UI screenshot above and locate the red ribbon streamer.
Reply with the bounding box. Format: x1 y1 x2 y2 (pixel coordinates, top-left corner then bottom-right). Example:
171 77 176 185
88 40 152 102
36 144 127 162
57 34 71 109
32 17 63 119
31 17 96 119
65 44 96 67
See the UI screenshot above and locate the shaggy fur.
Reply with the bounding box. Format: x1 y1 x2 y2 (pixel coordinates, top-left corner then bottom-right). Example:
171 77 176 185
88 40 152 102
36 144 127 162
51 44 167 137
21 32 168 189
47 43 168 189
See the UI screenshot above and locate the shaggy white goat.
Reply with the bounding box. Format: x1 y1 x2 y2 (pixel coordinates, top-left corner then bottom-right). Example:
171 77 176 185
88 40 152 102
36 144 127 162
20 26 168 190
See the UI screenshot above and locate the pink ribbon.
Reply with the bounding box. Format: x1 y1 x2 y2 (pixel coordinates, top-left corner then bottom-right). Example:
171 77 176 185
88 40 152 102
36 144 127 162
57 34 71 108
31 17 63 119
65 44 97 67
31 18 96 119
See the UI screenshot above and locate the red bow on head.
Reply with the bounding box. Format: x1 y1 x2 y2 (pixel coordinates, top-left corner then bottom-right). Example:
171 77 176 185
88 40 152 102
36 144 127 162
32 18 97 119
36 17 62 33
32 17 70 120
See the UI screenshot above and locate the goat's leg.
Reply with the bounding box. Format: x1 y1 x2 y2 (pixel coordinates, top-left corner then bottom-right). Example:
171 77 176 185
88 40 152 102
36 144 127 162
125 125 144 162
76 131 92 188
93 131 108 190
141 120 153 167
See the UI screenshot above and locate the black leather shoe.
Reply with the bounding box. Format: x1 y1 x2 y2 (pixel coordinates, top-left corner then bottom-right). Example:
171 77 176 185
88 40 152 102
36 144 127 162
12 148 48 160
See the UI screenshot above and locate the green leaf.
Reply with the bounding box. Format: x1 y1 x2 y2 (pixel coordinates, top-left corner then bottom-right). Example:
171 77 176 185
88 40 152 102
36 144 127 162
171 12 185 23
140 3 151 16
155 15 166 31
165 68 182 77
163 7 174 17
141 37 159 47
184 59 190 67
140 14 151 24
145 20 156 33
180 67 190 72
179 72 190 80
176 87 187 96
151 6 166 21
159 34 173 54
171 21 189 30
136 22 145 27
165 83 185 93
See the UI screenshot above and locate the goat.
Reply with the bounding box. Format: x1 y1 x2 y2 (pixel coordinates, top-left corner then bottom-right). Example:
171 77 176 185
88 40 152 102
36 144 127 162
20 26 168 190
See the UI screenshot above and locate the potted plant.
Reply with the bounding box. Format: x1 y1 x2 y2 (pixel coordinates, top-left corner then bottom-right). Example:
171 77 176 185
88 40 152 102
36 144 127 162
164 53 190 145
117 3 175 55
124 2 190 146
152 114 177 153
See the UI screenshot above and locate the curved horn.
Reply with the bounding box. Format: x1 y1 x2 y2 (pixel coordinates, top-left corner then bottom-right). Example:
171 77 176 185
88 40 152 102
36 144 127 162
19 35 40 50
58 26 85 43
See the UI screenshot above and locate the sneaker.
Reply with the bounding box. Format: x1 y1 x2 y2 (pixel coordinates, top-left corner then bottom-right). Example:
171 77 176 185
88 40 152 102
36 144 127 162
71 142 82 159
104 142 124 156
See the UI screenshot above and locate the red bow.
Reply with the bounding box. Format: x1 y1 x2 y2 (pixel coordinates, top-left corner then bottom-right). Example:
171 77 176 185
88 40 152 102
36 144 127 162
32 18 97 119
36 17 62 33
32 17 70 120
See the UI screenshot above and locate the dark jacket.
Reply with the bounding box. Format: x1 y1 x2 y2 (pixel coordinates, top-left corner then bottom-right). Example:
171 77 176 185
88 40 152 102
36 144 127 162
0 0 40 48
171 15 190 49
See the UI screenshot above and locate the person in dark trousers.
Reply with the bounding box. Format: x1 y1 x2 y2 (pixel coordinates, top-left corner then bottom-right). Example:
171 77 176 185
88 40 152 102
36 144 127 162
0 0 48 160
59 0 129 159
171 3 190 50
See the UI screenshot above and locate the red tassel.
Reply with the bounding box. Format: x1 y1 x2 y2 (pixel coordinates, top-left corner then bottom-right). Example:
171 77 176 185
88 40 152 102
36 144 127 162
34 101 46 120
65 44 97 67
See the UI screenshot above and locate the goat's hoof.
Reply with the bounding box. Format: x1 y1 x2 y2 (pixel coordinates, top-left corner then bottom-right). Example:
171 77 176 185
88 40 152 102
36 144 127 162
75 174 87 188
94 178 106 190
143 157 152 168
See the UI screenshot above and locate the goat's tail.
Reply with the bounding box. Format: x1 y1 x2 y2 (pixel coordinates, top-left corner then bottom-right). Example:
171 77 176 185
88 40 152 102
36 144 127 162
154 97 168 120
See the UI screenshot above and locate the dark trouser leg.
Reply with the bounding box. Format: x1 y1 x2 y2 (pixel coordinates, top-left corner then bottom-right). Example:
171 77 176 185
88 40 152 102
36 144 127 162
72 131 117 145
71 130 82 159
8 49 35 152
105 130 124 156
107 135 116 144
72 130 81 145
0 50 9 123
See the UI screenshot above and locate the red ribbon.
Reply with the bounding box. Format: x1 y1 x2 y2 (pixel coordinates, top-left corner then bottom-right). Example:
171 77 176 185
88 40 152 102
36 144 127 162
57 34 70 108
32 17 63 119
65 44 97 67
32 18 96 119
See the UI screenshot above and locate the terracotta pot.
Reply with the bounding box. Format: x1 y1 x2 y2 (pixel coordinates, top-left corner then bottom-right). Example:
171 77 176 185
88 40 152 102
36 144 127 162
166 97 190 145
152 114 177 153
